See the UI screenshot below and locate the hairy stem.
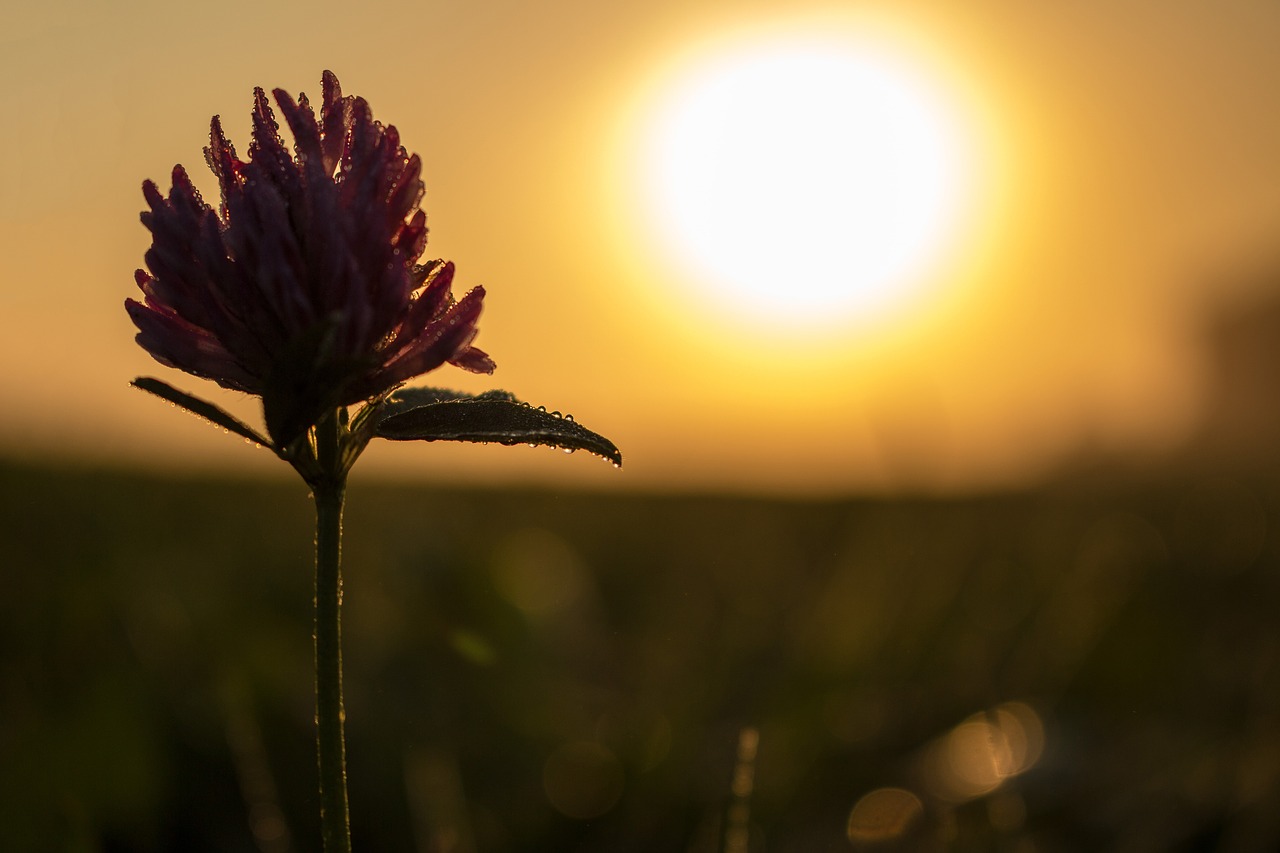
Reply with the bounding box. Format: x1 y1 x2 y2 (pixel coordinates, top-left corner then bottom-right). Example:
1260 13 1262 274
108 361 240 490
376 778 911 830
314 412 351 852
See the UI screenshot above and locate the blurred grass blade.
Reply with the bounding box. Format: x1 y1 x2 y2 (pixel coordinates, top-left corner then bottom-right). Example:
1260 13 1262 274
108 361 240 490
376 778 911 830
132 376 273 450
376 397 621 467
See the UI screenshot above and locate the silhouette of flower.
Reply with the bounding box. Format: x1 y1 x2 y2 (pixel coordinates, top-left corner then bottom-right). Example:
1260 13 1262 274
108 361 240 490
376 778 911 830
126 71 494 447
126 70 619 851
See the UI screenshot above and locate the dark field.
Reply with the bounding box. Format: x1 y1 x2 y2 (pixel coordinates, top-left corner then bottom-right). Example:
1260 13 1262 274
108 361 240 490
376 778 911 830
2 459 1278 852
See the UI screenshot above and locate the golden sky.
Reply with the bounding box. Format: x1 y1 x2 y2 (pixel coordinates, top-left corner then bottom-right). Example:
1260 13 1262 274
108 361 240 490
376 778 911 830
2 0 1279 494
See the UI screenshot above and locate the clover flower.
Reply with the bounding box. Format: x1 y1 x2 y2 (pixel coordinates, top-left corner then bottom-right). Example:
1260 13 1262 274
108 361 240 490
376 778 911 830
126 72 618 852
126 71 493 448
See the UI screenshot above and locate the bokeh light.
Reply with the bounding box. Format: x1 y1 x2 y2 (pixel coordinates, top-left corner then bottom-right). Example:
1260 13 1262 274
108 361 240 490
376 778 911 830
847 787 924 844
491 526 590 619
542 741 625 820
922 702 1044 802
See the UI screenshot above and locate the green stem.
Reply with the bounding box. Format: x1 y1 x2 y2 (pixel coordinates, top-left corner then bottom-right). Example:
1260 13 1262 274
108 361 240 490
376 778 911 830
314 412 351 853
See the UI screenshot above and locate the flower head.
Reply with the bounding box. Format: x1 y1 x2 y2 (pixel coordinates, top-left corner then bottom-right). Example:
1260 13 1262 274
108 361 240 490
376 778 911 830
126 71 494 447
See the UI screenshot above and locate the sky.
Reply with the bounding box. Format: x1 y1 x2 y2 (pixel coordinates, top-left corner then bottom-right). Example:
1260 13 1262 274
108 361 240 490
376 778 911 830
2 0 1279 494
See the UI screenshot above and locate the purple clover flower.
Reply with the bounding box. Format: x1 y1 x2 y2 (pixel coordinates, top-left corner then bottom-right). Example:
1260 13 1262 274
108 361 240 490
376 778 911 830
126 71 618 849
126 71 494 447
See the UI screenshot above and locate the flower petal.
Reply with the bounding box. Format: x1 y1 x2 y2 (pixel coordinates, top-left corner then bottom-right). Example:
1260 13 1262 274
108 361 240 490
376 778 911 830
203 116 242 216
381 286 487 385
320 70 349 175
273 86 325 171
126 297 258 392
449 345 496 374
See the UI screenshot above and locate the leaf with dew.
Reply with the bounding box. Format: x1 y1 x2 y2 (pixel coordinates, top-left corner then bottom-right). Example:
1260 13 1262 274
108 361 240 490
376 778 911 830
376 393 621 467
132 377 274 450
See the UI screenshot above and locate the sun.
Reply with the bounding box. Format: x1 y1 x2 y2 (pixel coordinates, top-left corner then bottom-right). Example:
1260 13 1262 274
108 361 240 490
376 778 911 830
633 30 977 333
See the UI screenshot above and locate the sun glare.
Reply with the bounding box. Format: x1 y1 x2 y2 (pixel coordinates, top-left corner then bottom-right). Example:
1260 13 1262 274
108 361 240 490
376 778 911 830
631 28 978 335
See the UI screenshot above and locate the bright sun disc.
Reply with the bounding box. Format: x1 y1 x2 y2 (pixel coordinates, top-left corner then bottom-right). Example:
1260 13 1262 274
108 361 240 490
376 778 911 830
640 34 973 331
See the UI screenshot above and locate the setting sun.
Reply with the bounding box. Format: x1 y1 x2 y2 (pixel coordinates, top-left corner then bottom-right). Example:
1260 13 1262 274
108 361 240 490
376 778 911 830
3 0 1278 495
634 31 977 332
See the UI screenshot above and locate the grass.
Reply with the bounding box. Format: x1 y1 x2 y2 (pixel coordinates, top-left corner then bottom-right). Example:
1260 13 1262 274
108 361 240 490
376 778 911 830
2 458 1278 851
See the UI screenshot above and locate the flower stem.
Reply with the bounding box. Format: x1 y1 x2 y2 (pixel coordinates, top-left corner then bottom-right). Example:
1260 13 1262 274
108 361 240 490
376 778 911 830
314 412 351 853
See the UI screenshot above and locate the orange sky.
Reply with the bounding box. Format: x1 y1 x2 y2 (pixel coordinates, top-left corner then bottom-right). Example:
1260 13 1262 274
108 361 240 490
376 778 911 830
3 0 1280 494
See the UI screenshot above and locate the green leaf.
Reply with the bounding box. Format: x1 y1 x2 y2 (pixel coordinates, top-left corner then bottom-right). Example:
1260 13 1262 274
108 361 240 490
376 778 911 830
378 386 519 421
132 377 273 450
376 395 622 468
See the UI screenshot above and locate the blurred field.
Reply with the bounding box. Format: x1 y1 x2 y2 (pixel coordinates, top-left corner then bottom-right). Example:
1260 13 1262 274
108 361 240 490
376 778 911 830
2 458 1279 852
